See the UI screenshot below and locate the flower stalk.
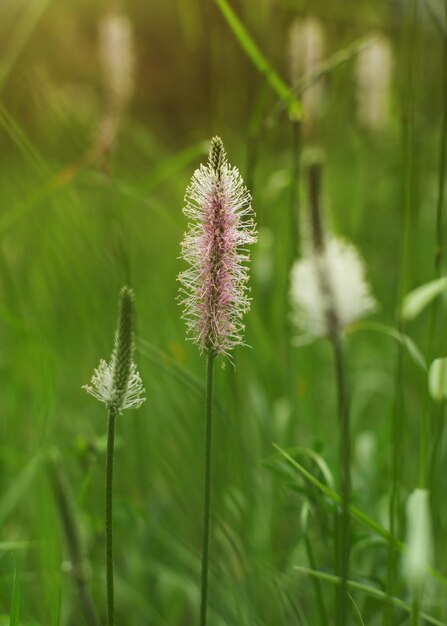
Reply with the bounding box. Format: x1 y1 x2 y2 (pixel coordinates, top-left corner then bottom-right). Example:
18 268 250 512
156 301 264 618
84 286 145 626
179 137 256 625
290 162 376 624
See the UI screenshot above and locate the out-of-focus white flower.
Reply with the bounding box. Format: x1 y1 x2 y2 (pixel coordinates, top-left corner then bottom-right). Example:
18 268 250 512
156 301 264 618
99 12 135 111
403 489 433 595
428 357 447 402
355 35 393 131
289 17 325 126
290 235 376 338
355 430 376 472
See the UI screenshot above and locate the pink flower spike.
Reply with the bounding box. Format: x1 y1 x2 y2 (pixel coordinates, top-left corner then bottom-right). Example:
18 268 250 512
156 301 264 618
178 137 257 357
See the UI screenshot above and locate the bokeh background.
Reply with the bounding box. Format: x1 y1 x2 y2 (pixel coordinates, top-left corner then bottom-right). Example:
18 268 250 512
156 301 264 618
1 0 446 624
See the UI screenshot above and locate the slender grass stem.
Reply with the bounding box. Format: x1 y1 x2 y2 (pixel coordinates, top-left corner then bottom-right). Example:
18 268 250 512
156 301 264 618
289 119 302 258
412 594 420 626
386 1 417 621
304 535 328 626
435 0 447 272
200 349 215 626
48 452 99 626
331 332 350 626
106 407 118 626
428 0 447 498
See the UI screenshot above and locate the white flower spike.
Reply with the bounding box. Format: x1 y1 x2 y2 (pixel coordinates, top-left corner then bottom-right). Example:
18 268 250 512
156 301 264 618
83 287 145 413
290 236 376 338
290 163 376 339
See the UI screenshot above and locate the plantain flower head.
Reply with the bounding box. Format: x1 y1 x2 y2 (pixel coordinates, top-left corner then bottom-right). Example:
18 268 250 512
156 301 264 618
83 286 145 413
178 137 257 356
99 12 135 113
355 34 393 131
290 163 376 339
289 17 325 129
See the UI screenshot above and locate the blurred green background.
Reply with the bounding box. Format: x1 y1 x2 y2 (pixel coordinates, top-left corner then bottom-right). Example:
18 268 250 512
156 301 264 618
1 0 447 624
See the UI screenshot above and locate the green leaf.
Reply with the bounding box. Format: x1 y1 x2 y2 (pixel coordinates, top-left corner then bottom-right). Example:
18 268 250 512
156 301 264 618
347 321 427 371
401 277 447 321
273 444 447 586
294 566 445 626
428 357 447 402
214 0 302 120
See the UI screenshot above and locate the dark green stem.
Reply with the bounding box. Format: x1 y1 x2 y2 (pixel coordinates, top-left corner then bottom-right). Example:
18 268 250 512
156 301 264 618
331 332 350 626
289 119 302 258
304 535 328 625
435 0 447 272
386 0 418 621
106 407 117 626
48 453 99 626
200 350 215 626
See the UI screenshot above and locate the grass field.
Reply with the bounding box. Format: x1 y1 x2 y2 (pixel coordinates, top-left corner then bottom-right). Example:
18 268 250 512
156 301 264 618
1 0 447 624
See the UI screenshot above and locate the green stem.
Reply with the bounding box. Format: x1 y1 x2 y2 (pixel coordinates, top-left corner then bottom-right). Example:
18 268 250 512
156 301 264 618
48 453 99 626
331 332 350 626
434 0 447 272
386 1 418 621
289 119 302 258
106 407 117 626
412 594 420 626
200 350 215 626
304 536 328 625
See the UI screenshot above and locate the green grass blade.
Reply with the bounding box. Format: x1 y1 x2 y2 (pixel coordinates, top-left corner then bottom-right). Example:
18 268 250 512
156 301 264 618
0 104 52 179
294 566 446 626
0 452 42 526
0 0 52 89
295 35 377 95
214 0 301 120
138 338 205 398
9 567 20 626
136 140 208 191
347 321 427 371
273 444 447 586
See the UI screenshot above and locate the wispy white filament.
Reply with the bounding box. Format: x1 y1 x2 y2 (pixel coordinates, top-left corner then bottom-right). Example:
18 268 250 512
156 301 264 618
290 236 376 338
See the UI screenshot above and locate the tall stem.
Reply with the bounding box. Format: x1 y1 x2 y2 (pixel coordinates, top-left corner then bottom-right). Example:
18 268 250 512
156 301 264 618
289 119 302 258
200 350 215 626
435 0 447 272
412 594 420 626
331 332 350 626
386 1 418 622
106 407 117 626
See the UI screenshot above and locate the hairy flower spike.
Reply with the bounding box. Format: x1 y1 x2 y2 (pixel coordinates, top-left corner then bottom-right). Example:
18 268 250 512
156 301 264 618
83 287 145 413
178 136 257 356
